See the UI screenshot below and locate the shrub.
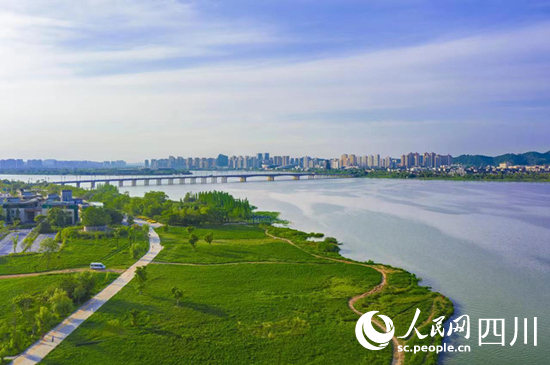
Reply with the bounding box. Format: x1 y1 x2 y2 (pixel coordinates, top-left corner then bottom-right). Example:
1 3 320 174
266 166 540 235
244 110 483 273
317 241 340 253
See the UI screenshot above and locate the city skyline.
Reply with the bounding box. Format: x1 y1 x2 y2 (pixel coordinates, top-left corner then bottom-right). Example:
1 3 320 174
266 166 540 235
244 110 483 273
1 150 455 170
0 1 549 160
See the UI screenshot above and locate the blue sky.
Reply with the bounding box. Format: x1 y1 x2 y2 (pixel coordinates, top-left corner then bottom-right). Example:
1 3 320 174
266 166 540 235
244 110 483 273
0 0 549 161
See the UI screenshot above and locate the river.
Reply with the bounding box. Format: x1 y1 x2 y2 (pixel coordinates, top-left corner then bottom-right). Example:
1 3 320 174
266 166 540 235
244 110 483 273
2 174 549 364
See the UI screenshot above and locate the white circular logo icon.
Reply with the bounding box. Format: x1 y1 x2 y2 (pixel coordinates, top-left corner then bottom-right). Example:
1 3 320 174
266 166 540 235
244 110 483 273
355 311 395 350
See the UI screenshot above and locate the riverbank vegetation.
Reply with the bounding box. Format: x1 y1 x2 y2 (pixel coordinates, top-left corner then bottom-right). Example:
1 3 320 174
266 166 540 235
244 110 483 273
364 169 550 182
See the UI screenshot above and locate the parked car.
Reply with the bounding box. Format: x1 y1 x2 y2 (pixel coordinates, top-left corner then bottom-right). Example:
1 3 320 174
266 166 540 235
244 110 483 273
90 262 106 270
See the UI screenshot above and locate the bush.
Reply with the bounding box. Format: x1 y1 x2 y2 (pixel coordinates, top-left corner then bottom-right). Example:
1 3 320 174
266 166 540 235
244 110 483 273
105 208 124 225
324 237 338 245
82 207 111 227
317 241 340 253
37 221 53 234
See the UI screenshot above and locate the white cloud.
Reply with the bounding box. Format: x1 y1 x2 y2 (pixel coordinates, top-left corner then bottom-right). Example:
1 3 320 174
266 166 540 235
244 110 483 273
0 2 548 159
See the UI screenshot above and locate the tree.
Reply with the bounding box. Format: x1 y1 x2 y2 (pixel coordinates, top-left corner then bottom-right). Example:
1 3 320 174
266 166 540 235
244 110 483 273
130 244 141 259
40 238 60 269
35 306 56 336
114 227 124 249
128 226 135 244
129 309 139 327
135 266 148 294
171 286 183 306
105 208 123 225
11 234 18 254
126 214 135 225
186 226 194 234
34 215 47 224
204 232 213 245
49 288 73 318
12 219 20 231
81 207 111 227
47 208 69 227
188 234 198 250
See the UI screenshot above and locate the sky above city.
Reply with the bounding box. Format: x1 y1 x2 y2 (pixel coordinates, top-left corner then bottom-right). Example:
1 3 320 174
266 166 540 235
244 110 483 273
0 0 549 161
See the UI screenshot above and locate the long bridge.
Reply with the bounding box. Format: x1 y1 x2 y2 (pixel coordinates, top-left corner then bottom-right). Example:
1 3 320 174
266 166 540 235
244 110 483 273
52 172 354 188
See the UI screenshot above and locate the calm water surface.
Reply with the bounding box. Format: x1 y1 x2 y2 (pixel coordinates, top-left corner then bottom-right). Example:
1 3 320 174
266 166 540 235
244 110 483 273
3 174 549 364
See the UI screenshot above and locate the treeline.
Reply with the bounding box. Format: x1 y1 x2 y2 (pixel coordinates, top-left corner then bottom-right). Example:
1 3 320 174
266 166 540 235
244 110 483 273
454 151 550 166
364 170 550 181
0 272 113 358
85 186 253 226
2 181 255 228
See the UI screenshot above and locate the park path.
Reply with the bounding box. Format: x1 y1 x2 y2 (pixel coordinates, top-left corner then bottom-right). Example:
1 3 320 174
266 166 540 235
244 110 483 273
10 223 162 365
265 230 405 365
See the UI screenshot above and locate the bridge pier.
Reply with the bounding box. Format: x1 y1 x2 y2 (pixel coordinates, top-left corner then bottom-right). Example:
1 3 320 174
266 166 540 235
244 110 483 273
267 176 274 181
144 179 150 186
293 176 300 180
118 180 124 187
190 177 196 184
76 182 81 188
156 179 162 185
211 177 217 183
168 178 174 185
179 178 185 184
240 177 247 182
201 177 207 184
90 181 96 189
221 177 227 183
105 180 110 185
131 180 137 186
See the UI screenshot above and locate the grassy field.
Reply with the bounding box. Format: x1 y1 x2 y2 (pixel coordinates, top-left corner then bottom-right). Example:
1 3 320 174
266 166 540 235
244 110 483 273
0 231 149 276
42 224 453 365
155 225 320 264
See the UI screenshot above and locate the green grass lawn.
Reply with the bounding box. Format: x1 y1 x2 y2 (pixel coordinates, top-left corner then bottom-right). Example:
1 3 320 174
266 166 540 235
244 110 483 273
42 263 392 365
155 225 320 264
41 224 453 365
0 234 148 275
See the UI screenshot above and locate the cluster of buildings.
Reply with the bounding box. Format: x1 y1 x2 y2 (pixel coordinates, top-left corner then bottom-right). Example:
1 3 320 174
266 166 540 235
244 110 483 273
145 152 453 171
399 152 453 168
145 153 329 170
0 159 127 170
0 189 91 224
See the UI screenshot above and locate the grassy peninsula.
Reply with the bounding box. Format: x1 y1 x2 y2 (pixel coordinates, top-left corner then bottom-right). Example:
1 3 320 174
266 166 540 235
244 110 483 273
42 226 452 364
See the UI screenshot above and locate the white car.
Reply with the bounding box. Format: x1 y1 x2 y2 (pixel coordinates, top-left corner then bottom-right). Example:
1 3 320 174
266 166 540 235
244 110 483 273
90 262 106 270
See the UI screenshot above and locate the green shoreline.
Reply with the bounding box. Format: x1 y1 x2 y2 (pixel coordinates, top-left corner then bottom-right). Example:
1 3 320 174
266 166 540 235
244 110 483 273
263 224 454 364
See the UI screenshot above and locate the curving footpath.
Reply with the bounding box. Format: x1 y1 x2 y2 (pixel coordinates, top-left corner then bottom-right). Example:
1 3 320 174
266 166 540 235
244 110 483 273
10 225 162 365
265 230 405 365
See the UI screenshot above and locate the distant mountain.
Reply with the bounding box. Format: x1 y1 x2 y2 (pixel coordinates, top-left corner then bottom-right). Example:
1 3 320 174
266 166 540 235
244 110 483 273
454 151 550 166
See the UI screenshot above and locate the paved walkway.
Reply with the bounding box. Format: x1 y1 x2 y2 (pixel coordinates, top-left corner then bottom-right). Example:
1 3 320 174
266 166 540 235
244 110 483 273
0 230 32 256
27 233 57 253
11 225 162 365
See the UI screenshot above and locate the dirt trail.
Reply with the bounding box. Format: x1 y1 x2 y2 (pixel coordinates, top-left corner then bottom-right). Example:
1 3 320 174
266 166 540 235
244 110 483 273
152 260 331 267
0 268 124 280
265 230 405 365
